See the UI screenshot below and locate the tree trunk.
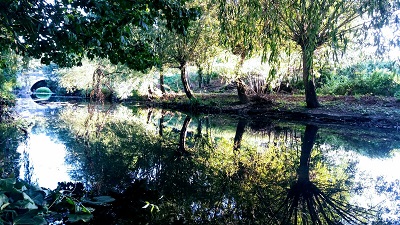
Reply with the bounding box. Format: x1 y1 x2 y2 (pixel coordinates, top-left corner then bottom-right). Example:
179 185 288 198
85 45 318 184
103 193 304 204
235 54 249 104
298 125 319 183
233 118 247 151
179 115 192 154
236 78 249 104
147 84 153 99
180 61 194 99
159 71 166 95
146 109 153 124
301 46 320 108
159 110 165 137
195 118 202 139
197 66 203 88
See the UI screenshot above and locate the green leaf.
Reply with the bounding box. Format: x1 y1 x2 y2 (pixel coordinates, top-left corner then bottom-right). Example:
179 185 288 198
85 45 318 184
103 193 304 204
1 203 10 211
13 216 46 225
65 197 75 206
12 199 38 210
0 194 9 209
0 178 16 192
25 190 46 206
13 210 46 225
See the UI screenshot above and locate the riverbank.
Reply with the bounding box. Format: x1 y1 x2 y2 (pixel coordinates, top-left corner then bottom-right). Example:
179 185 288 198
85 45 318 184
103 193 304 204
138 93 400 129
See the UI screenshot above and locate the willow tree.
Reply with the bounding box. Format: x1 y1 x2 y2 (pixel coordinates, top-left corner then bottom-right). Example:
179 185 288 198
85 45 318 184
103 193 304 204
267 125 369 224
152 18 199 99
191 3 221 89
265 0 400 108
218 0 399 107
152 1 220 99
218 0 265 103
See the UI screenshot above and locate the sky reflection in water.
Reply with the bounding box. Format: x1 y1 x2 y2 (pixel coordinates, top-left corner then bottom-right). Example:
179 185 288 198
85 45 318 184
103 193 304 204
13 98 400 223
17 133 72 189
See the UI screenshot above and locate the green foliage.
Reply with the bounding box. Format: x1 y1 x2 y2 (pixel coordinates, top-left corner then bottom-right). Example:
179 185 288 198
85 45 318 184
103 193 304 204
216 0 399 107
0 179 115 224
163 71 184 93
1 0 199 71
0 50 19 101
319 61 400 96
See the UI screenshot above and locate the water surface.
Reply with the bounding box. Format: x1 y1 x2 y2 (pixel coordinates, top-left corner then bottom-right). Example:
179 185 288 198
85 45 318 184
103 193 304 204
11 97 400 224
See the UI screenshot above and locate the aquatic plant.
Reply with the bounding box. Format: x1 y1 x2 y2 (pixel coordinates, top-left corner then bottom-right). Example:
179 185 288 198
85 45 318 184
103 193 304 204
0 179 113 224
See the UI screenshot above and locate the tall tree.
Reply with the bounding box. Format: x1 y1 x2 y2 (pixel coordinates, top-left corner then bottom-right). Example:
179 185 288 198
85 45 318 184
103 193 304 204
218 0 265 103
152 1 220 99
267 0 400 108
191 3 221 89
217 0 400 107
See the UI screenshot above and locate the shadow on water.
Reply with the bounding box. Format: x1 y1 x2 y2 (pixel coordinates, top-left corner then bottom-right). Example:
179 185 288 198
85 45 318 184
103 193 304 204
7 100 400 224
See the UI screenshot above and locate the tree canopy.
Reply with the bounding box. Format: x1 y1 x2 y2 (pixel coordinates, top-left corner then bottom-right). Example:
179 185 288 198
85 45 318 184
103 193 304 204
1 0 198 70
217 0 400 107
269 0 400 107
2 0 400 106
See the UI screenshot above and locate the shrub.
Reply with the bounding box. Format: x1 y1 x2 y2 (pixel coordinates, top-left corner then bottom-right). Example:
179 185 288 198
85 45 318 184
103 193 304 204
319 61 400 96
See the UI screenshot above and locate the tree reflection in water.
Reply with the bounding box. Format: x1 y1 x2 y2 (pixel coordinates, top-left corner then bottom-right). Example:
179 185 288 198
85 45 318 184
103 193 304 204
57 106 379 224
261 125 370 224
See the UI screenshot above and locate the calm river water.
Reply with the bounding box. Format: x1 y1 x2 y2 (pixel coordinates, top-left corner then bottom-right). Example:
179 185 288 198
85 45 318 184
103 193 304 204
11 97 400 224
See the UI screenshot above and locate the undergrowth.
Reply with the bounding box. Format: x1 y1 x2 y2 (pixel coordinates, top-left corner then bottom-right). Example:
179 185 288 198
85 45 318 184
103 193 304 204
319 61 400 97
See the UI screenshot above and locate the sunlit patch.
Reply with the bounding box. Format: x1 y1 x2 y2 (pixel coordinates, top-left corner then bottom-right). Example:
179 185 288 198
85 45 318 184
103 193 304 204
357 151 400 182
352 150 400 221
17 133 72 189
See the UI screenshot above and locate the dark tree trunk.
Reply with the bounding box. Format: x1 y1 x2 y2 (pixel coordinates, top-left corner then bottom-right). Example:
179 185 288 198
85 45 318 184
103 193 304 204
196 118 202 139
159 71 166 94
298 125 319 183
147 84 153 99
197 66 203 88
159 110 165 137
179 115 192 154
233 118 247 151
236 78 249 104
301 46 320 108
180 61 194 99
235 54 249 104
146 109 153 124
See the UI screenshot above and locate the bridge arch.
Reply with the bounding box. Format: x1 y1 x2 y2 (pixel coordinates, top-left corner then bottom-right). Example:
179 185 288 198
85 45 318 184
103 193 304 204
31 79 52 92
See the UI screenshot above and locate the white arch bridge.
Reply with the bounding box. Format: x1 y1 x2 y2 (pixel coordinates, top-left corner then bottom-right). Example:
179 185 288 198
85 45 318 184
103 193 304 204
17 71 51 97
